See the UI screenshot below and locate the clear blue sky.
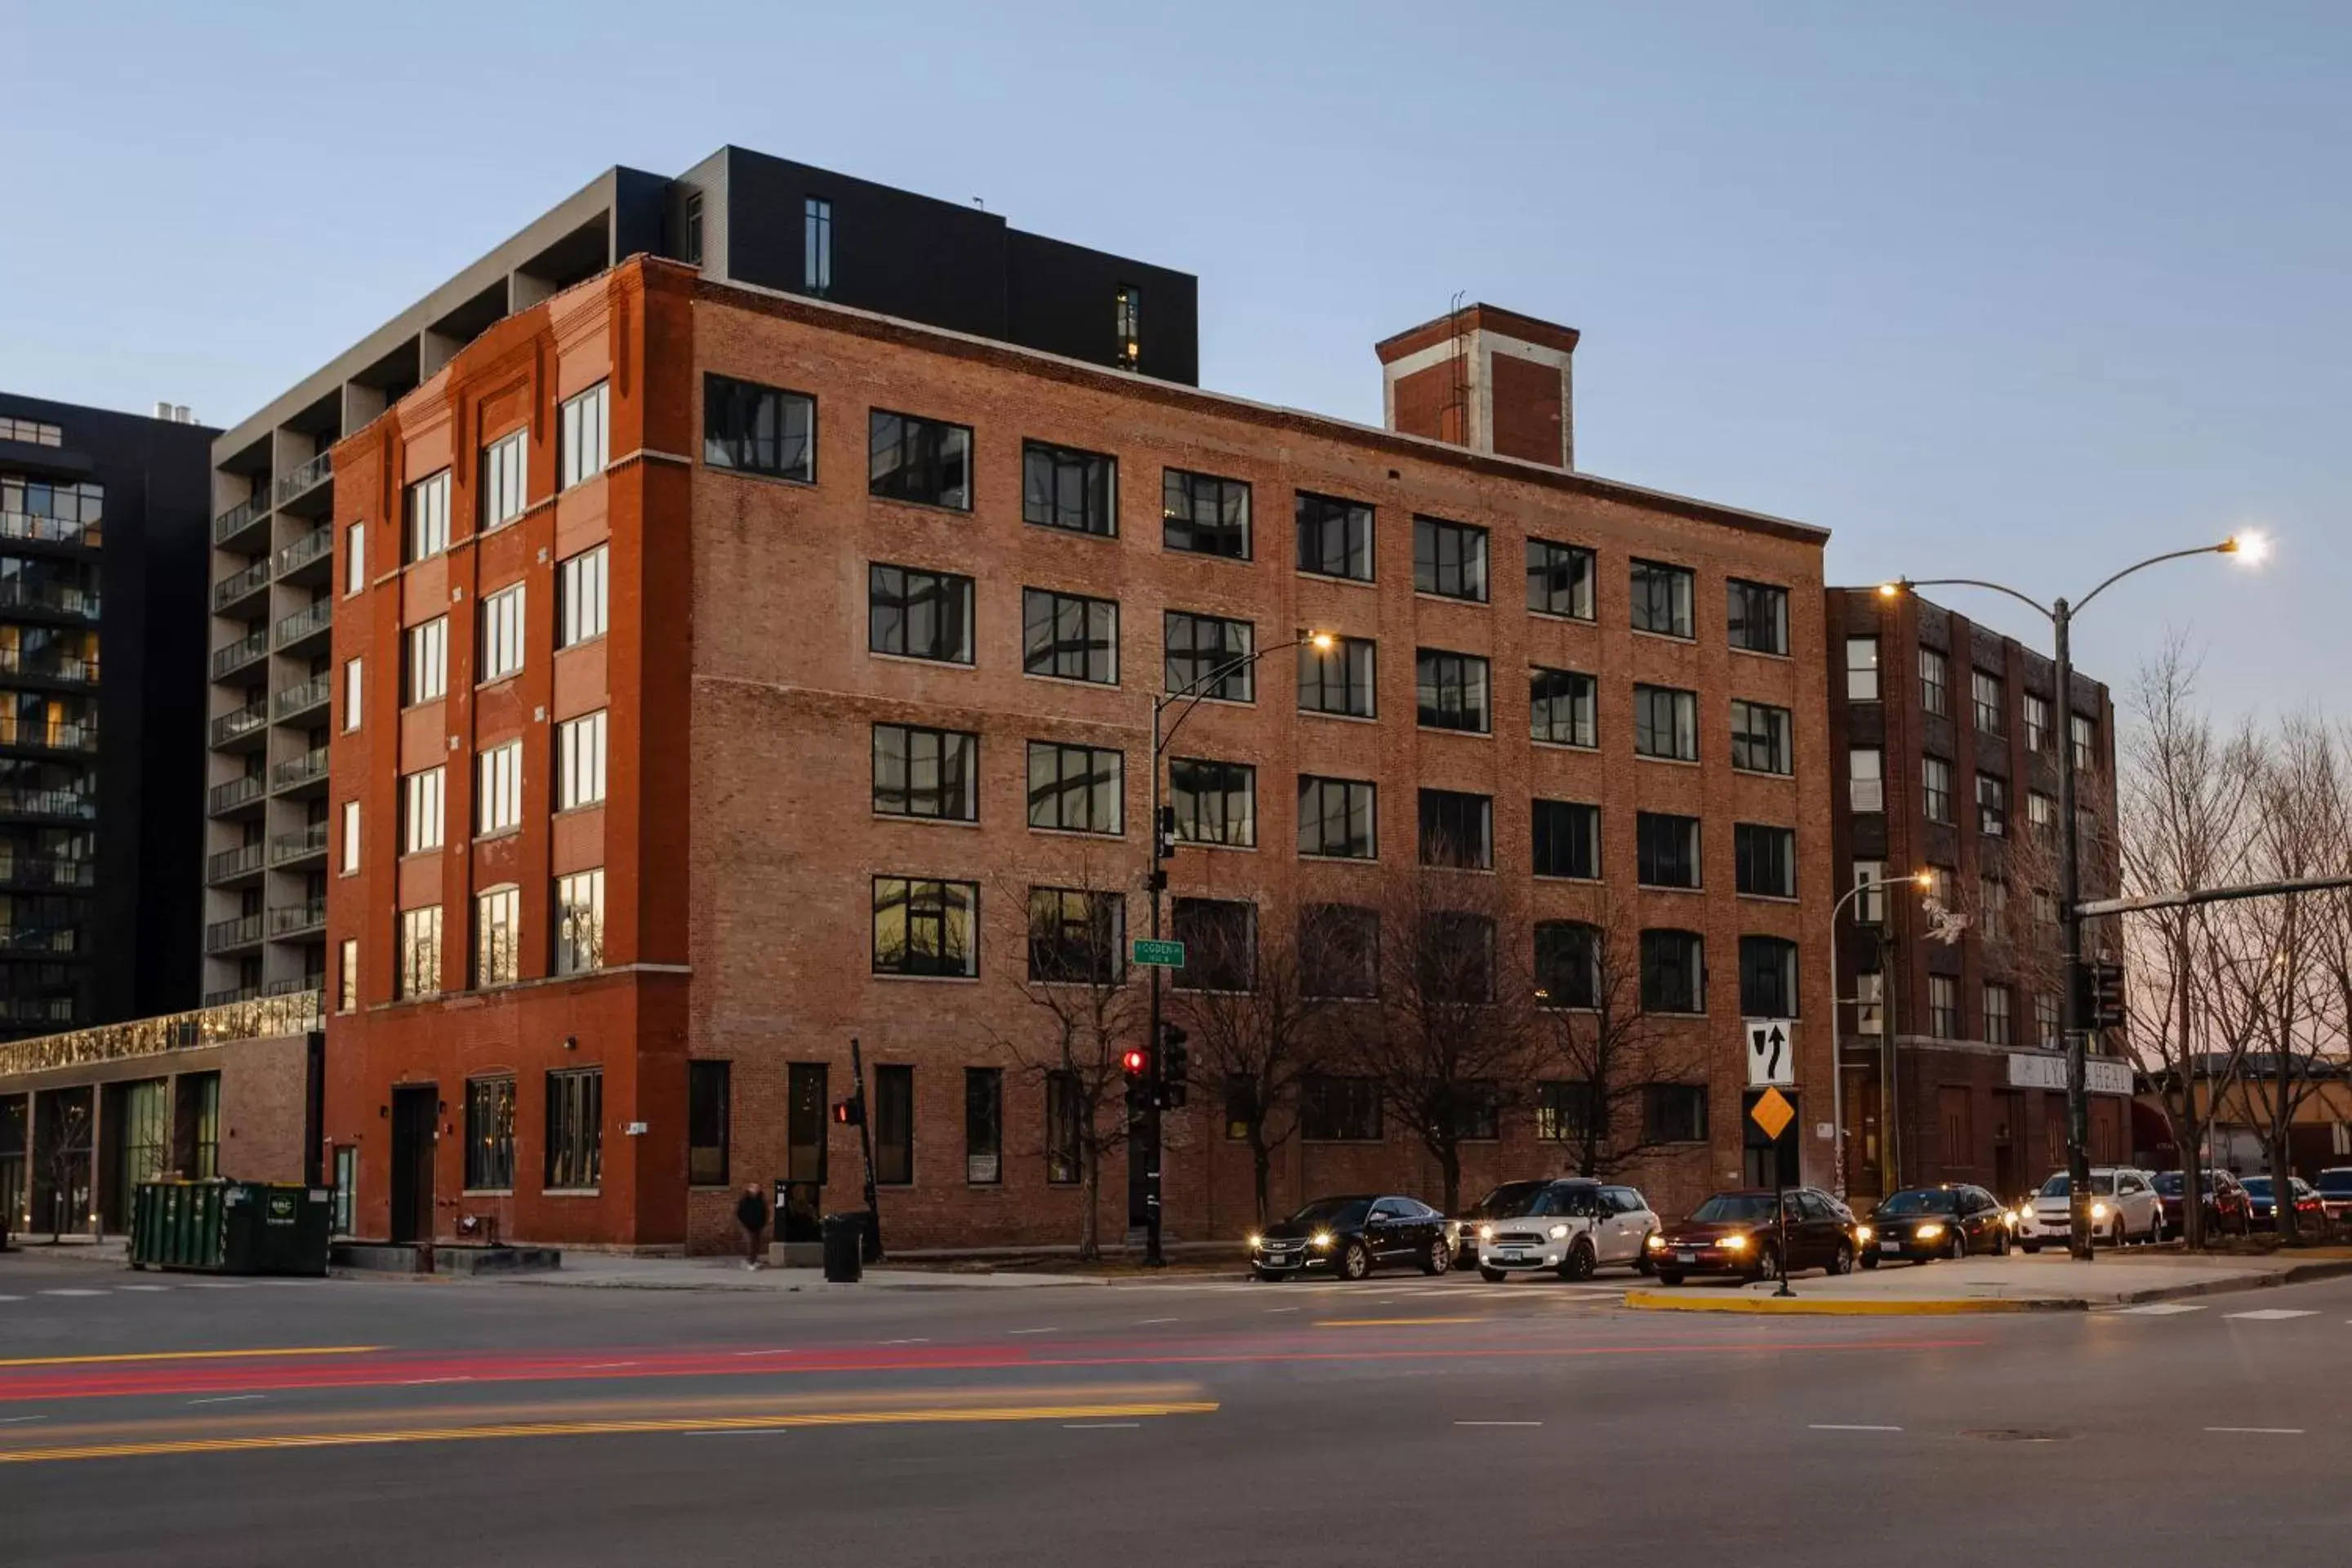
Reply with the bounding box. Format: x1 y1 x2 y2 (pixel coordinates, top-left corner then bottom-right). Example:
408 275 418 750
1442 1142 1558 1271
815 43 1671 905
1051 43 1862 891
5 2 2342 719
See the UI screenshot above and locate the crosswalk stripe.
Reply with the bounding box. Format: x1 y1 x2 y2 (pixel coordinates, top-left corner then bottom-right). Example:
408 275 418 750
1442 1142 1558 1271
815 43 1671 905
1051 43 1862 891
2225 1308 2318 1321
39 1289 106 1298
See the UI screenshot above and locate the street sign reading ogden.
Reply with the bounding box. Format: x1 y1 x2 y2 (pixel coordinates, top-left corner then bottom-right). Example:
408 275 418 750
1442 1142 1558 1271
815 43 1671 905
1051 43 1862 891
1130 938 1187 969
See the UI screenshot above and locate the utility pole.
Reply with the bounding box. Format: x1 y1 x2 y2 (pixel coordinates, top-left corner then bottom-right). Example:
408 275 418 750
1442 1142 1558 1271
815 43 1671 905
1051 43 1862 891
2054 601 2096 1262
1143 696 1167 1267
849 1037 883 1263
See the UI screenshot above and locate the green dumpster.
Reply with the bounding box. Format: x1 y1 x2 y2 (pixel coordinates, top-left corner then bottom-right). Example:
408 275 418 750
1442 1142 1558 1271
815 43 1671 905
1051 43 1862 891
129 1181 332 1276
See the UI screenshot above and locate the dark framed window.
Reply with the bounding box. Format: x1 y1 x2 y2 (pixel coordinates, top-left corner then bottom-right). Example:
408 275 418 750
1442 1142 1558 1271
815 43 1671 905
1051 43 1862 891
1162 469 1251 559
1022 587 1119 684
1045 1071 1082 1185
1027 887 1125 984
1164 610 1254 702
1972 670 2006 735
1172 898 1256 992
872 724 978 821
786 1062 830 1185
1977 773 2008 837
1923 756 1953 823
1300 903 1379 998
1640 929 1707 1014
1298 775 1376 859
1223 1075 1256 1139
1734 824 1797 898
1170 758 1255 847
804 196 832 292
1929 974 1960 1039
964 1068 1003 1184
1450 1082 1501 1141
1630 559 1695 638
1022 441 1117 536
873 1065 913 1185
871 876 978 978
1535 1080 1596 1142
544 1067 604 1190
1636 812 1702 889
1418 789 1494 870
1531 800 1601 880
1730 700 1794 774
1919 647 1950 715
1726 579 1788 655
1413 516 1489 601
703 374 815 482
1114 284 1141 364
1417 912 1495 1004
1415 648 1491 733
1527 538 1595 619
1535 922 1601 1009
1295 491 1374 581
1298 636 1376 718
1026 741 1123 835
1633 684 1699 761
1301 1074 1383 1141
1530 666 1597 746
868 564 974 664
464 1076 515 1191
688 1061 730 1186
1739 936 1798 1016
868 408 971 510
1846 637 1880 701
1643 1084 1709 1143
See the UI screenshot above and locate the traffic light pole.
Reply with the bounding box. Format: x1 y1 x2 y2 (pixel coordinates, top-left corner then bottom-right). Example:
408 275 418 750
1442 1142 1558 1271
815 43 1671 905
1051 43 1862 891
850 1036 883 1263
2056 601 2096 1262
1143 696 1167 1267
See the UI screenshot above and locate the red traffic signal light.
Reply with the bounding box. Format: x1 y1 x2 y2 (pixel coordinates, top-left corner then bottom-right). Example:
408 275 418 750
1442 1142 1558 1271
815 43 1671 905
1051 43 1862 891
1120 1048 1149 1077
831 1097 865 1126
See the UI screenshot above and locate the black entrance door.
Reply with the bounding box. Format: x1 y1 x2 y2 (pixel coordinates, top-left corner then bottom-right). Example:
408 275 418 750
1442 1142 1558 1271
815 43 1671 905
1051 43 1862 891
389 1085 437 1245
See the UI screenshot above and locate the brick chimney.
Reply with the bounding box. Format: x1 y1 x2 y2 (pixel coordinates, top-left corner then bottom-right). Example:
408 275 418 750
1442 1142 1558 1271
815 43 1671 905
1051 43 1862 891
1375 303 1579 469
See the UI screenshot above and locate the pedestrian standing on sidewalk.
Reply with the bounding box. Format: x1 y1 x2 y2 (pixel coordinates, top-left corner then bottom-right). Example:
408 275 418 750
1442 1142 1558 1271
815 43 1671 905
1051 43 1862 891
736 1183 769 1270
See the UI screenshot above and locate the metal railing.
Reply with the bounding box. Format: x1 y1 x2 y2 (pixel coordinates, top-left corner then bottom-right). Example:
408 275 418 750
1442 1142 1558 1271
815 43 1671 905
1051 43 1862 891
213 492 269 543
0 581 99 618
212 558 271 609
274 674 331 720
4 510 103 549
0 924 78 955
207 842 265 882
207 774 265 814
205 913 265 952
269 821 328 865
203 986 261 1007
210 701 270 747
265 974 325 998
212 627 270 679
0 648 98 684
270 746 329 791
0 720 98 753
275 450 332 506
0 989 322 1077
277 526 333 577
267 900 327 938
0 855 94 890
0 786 95 819
273 599 332 648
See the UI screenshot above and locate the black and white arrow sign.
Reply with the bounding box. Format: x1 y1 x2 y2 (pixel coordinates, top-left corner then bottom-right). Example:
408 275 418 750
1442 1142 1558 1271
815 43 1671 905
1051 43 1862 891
1744 1018 1797 1087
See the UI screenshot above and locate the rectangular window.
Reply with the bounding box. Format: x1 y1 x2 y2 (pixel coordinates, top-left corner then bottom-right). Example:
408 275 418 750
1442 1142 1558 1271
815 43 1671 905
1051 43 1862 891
2028 791 2057 834
1530 666 1597 747
1726 580 1789 654
557 711 608 811
345 521 367 598
1161 468 1250 559
1636 812 1702 889
1852 860 1887 925
1633 684 1699 762
1845 636 1880 701
1855 971 1884 1036
464 1076 516 1191
1417 788 1493 870
1643 1084 1708 1143
341 657 363 733
1027 887 1125 984
1919 647 1949 715
1045 1071 1082 1185
403 617 448 705
404 471 449 563
401 767 444 854
479 583 524 684
2033 886 2058 927
1414 648 1490 733
476 741 523 836
1420 911 1496 1007
544 1067 604 1190
1630 559 1694 638
1298 776 1377 860
1164 611 1254 702
1022 587 1119 684
1976 773 2007 837
1022 441 1117 537
804 197 832 292
1112 284 1143 365
868 563 974 664
338 938 359 1013
1173 898 1257 992
397 906 442 999
1980 876 2008 942
1640 929 1706 1013
1298 636 1376 718
2035 991 2062 1048
2023 693 2051 754
1928 973 1960 1039
557 545 608 648
1300 1075 1382 1142
684 189 704 264
1531 800 1601 880
2071 714 2098 773
1169 758 1255 848
479 430 528 531
964 1068 1003 1185
1294 492 1374 581
1739 936 1798 1016
1300 903 1379 998
1535 1080 1595 1143
473 885 519 987
1735 824 1797 898
1972 670 2005 735
340 800 361 875
1851 747 1885 813
787 1063 829 1185
1026 741 1124 835
1923 756 1953 823
1729 699 1793 774
554 868 604 975
872 723 978 822
1526 538 1594 619
1413 516 1489 601
1535 922 1601 1010
559 382 608 490
704 374 816 483
871 875 978 978
688 1062 729 1186
868 408 971 510
873 1065 912 1186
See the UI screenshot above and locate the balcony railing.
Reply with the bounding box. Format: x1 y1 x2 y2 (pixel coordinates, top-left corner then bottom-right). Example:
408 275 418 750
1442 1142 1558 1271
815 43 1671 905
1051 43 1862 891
4 510 103 549
274 674 331 720
212 558 272 610
270 746 329 791
0 580 99 618
0 720 98 753
277 526 333 577
0 989 322 1077
207 841 265 882
203 986 261 1007
208 774 265 814
273 599 332 649
265 974 326 998
0 648 99 684
212 627 270 679
0 786 95 819
267 899 327 938
210 701 270 747
205 913 265 952
269 821 328 865
213 492 270 543
0 855 94 890
0 924 79 955
275 450 332 506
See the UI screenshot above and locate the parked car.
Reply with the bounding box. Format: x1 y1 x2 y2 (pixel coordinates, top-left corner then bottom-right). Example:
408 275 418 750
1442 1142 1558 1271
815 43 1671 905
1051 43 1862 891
1645 1188 1859 1285
2314 1168 2352 1224
1474 1179 1659 1282
1249 1194 1452 1281
1864 1185 2011 1264
2025 1167 2164 1250
2151 1169 2254 1237
1450 1179 1553 1268
2238 1175 2324 1232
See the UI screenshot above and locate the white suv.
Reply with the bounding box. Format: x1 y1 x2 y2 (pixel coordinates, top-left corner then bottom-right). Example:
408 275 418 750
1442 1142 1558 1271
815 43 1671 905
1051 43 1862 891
1476 1180 1658 1281
2022 1166 2163 1250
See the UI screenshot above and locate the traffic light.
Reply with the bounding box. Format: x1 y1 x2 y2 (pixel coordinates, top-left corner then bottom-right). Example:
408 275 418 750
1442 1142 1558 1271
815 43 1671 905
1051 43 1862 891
1160 1024 1190 1110
2072 959 2128 1032
831 1096 864 1126
1121 1046 1150 1124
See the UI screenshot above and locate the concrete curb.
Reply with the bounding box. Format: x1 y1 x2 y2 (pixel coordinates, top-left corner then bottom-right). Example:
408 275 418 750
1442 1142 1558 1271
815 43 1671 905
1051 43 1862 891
1623 1290 2064 1316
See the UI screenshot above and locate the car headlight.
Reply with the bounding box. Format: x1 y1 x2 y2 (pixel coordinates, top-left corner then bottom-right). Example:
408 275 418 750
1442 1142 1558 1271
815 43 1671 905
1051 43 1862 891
2015 1207 2032 1224
1310 1231 1334 1250
1246 1233 1263 1250
1915 1222 1945 1240
1477 1224 1495 1241
2091 1202 2110 1221
1548 1223 1570 1241
1855 1225 1873 1244
1721 1234 1749 1251
1646 1234 1667 1251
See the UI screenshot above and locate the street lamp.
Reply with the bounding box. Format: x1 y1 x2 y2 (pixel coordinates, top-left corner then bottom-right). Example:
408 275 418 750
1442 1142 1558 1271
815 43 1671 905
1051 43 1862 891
1878 532 2265 1259
1138 629 1335 1265
1829 870 1931 1200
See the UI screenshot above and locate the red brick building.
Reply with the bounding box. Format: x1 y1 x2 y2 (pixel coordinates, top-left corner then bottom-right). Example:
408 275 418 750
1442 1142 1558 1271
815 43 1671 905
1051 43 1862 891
323 258 1838 1252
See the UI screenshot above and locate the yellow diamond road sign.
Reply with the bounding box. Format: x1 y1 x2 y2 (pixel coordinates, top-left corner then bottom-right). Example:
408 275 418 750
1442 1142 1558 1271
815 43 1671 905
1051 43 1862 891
1749 1086 1795 1143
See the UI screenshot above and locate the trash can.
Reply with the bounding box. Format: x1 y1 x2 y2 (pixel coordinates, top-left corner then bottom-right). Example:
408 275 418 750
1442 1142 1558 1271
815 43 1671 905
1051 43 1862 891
821 1211 866 1284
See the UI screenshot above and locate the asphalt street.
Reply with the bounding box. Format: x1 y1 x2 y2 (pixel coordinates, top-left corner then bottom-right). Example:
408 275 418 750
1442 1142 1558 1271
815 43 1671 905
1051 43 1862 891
4 1250 2351 1567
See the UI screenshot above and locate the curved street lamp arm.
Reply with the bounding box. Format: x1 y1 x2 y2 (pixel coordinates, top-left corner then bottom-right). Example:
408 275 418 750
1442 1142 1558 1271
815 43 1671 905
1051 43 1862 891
2070 541 2236 617
1157 636 1312 756
1896 577 2055 623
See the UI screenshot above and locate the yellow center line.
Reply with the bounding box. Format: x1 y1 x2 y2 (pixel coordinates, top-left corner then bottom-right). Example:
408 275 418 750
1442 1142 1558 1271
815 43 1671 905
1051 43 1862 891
0 1401 1220 1466
0 1346 385 1370
1312 1316 1487 1328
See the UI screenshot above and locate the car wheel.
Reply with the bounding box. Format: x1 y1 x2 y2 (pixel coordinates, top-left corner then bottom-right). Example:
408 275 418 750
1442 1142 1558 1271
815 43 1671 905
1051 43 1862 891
1656 1270 1685 1286
1993 1227 2010 1257
1478 1266 1508 1284
2111 1219 2128 1250
1950 1232 1971 1263
1860 1250 1880 1270
2020 1238 2041 1254
1829 1241 1855 1276
1560 1241 1597 1282
1422 1239 1451 1277
1340 1241 1371 1281
1635 1236 1658 1276
1749 1244 1780 1283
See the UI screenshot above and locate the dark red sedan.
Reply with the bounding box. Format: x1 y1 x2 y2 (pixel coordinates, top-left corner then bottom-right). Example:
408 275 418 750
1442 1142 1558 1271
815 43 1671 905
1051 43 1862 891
2153 1169 2254 1236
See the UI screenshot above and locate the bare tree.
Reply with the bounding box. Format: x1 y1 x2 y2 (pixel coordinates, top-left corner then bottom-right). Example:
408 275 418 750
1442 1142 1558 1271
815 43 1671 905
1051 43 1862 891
1526 898 1706 1179
40 1094 93 1244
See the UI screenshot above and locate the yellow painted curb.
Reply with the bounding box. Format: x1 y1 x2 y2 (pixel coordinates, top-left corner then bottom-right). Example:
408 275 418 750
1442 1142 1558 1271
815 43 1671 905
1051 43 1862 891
1622 1290 2056 1316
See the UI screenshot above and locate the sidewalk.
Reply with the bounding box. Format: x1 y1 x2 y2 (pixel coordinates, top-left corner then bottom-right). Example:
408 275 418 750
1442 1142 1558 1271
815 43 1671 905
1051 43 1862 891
498 1254 1114 1292
1624 1248 2352 1315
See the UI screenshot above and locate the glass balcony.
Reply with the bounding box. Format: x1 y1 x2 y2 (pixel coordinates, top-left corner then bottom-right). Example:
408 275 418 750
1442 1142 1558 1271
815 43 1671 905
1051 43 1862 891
275 450 333 507
269 820 328 866
273 599 332 651
210 701 270 748
267 899 327 938
270 746 329 792
207 842 265 883
277 526 334 579
213 492 270 546
207 774 265 816
205 913 265 953
274 674 331 721
212 627 270 679
0 854 94 890
212 557 272 612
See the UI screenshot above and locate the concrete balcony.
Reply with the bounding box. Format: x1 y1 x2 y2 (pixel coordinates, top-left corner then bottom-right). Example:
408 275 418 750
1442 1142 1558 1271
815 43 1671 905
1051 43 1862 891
274 673 331 723
274 451 333 516
210 700 270 750
204 913 265 954
273 599 332 656
207 773 266 817
212 627 270 680
207 841 266 884
212 556 272 613
270 746 330 795
277 525 334 585
269 820 328 867
213 492 270 549
267 899 327 939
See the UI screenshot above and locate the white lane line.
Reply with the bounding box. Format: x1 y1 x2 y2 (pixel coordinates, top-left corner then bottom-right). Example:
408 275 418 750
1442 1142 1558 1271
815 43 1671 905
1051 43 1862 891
1064 1422 1142 1429
2207 1426 2305 1435
0 1295 20 1303
2116 1303 2206 1316
1810 1424 1904 1432
880 1338 932 1345
118 1285 172 1293
1007 1328 1059 1336
188 1394 264 1405
1456 1420 1542 1428
398 1377 474 1386
2225 1309 2319 1321
1138 1318 1178 1326
681 1428 788 1437
581 1361 639 1370
733 1349 797 1357
0 1415 47 1425
1265 1307 1300 1315
183 1282 247 1290
39 1289 106 1298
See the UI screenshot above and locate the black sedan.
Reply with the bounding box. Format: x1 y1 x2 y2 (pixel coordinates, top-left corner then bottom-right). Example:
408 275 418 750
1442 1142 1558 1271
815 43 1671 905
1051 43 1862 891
1864 1184 2011 1264
1249 1195 1452 1282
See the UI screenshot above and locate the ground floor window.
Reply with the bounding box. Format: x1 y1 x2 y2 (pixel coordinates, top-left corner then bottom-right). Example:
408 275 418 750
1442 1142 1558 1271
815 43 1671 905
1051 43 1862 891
874 1064 913 1185
786 1062 829 1185
544 1068 603 1191
688 1061 730 1187
465 1076 515 1191
331 1146 355 1236
964 1067 1002 1184
1045 1071 1081 1185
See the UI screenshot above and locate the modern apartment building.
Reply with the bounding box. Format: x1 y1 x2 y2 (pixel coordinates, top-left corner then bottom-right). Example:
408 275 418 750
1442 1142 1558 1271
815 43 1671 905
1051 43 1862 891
201 147 1196 1006
319 242 1835 1253
1824 586 2123 1202
0 393 209 1038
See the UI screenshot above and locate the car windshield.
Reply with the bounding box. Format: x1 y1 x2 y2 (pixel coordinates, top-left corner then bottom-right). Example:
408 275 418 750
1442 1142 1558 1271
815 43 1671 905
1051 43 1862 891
2151 1173 2221 1196
1689 1195 1780 1224
1469 1182 1549 1220
2040 1173 2119 1198
1526 1185 1596 1217
1876 1190 1958 1217
1286 1198 1373 1228
2317 1172 2352 1195
2242 1178 2273 1197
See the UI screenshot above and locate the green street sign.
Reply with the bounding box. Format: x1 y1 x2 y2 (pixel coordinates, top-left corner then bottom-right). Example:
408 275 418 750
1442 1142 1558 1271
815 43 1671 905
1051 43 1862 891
1131 938 1187 969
